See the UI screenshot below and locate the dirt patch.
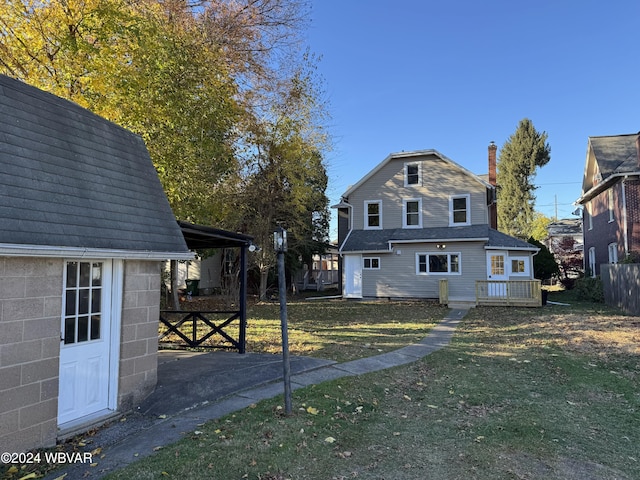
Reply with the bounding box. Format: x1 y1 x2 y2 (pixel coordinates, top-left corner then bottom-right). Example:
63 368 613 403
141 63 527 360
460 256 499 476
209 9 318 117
500 451 631 480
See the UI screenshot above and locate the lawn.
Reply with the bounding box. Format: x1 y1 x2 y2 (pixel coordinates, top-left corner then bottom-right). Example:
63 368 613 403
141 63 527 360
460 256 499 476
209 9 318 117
99 292 639 480
3 294 638 480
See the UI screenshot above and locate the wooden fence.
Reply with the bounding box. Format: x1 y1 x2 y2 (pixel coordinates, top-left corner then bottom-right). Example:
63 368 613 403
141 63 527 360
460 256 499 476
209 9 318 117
601 264 640 315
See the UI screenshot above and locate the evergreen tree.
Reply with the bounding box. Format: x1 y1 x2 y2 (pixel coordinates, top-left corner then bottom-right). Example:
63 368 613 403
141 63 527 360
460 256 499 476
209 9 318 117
497 119 551 238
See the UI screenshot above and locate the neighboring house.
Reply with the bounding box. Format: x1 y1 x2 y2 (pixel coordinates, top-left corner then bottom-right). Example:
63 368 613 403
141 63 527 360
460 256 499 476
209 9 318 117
576 132 640 276
333 147 539 304
546 218 583 279
0 75 192 452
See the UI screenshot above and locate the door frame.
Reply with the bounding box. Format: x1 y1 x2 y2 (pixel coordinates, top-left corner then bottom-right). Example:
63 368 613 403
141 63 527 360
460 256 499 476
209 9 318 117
486 251 508 297
58 258 123 428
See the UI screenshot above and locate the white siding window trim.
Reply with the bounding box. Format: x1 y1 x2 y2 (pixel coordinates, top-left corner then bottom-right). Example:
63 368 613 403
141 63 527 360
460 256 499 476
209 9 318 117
402 198 423 228
608 189 615 223
415 252 461 275
588 247 596 277
364 200 383 230
608 243 618 264
449 194 471 226
587 202 593 230
509 256 530 276
363 257 380 269
404 161 421 187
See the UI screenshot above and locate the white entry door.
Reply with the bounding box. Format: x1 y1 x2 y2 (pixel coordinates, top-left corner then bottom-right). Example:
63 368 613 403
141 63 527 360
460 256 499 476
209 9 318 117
343 255 363 298
58 260 117 426
486 251 508 296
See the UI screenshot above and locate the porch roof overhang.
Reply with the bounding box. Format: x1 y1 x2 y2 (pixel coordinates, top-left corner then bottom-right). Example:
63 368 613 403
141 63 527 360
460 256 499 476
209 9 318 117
178 221 254 250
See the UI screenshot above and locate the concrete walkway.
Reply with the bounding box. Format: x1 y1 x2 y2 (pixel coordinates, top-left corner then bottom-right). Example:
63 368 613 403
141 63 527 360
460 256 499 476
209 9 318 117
45 308 468 479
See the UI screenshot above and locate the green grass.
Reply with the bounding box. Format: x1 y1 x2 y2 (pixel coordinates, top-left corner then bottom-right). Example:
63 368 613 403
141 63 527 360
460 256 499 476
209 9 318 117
101 295 639 480
246 300 447 362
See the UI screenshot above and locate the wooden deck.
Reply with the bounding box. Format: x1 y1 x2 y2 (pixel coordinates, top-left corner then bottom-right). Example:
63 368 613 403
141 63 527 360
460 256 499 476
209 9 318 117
439 279 542 307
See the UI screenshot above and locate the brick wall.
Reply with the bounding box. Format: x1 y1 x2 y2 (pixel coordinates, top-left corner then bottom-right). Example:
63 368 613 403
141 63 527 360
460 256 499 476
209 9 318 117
0 257 62 452
624 179 640 258
118 260 162 412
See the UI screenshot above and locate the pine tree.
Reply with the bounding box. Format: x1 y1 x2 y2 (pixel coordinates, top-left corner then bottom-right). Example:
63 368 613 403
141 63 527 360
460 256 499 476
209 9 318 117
497 119 551 238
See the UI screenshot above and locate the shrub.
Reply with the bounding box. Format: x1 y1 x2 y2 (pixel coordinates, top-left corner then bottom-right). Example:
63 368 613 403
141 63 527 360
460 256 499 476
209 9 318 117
574 276 604 303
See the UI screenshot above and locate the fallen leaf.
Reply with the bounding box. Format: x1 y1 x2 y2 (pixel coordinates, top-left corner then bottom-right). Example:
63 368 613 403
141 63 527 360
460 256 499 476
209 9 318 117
403 395 412 401
306 406 319 415
427 404 439 409
324 436 336 443
18 474 37 480
158 414 167 419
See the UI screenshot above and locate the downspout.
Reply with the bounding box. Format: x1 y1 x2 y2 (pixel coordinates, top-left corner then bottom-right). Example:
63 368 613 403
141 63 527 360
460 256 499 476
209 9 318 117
621 178 629 258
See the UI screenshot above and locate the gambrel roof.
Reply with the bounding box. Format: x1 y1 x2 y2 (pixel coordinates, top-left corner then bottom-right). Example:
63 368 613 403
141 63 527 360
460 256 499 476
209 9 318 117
340 225 538 253
0 75 191 259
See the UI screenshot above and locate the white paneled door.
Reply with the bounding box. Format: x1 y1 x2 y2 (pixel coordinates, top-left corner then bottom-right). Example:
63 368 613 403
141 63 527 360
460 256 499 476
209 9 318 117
58 260 118 426
343 255 363 298
486 251 508 296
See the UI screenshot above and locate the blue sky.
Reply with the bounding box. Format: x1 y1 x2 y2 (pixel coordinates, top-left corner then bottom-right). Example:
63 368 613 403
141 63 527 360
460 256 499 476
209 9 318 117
305 0 640 239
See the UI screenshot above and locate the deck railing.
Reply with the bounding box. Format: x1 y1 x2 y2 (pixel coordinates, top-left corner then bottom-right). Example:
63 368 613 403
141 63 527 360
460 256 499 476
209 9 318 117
475 280 542 307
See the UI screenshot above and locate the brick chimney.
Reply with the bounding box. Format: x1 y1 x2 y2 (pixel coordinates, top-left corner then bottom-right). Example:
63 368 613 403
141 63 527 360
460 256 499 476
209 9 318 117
488 141 498 229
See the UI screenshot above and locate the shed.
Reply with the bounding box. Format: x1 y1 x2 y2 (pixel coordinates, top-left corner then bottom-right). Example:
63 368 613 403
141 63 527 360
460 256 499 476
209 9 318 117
0 74 192 452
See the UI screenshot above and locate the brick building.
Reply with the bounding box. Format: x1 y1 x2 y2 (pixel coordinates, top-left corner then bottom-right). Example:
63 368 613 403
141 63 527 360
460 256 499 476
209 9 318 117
576 132 640 275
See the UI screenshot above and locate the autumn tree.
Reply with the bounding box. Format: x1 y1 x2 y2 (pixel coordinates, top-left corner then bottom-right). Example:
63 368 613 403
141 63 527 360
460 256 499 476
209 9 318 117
234 57 330 299
497 119 551 239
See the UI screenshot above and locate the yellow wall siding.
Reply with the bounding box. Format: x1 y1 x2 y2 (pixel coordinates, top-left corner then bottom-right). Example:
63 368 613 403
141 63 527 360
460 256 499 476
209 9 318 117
347 154 488 230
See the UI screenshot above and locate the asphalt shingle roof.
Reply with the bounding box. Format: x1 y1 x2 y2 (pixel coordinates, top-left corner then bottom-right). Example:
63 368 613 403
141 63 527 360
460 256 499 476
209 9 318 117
340 225 537 252
0 75 189 255
590 134 639 177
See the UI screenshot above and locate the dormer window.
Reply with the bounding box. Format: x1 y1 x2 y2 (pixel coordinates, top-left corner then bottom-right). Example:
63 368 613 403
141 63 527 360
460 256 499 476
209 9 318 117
405 162 421 186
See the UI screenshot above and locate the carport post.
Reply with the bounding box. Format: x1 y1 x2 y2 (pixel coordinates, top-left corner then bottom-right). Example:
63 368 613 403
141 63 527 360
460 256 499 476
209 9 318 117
274 227 292 415
239 245 247 354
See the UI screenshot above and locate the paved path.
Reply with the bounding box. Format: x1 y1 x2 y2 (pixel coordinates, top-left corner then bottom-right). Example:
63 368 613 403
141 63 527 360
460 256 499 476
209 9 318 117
45 308 468 479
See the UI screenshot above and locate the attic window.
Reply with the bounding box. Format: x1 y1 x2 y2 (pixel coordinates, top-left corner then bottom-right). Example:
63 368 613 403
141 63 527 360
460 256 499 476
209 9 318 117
405 162 421 186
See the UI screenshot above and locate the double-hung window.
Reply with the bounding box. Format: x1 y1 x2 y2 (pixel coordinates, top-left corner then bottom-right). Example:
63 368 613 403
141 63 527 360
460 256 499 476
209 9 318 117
365 200 382 229
449 195 470 226
403 198 422 228
416 252 461 275
608 189 615 222
608 243 618 264
405 162 421 186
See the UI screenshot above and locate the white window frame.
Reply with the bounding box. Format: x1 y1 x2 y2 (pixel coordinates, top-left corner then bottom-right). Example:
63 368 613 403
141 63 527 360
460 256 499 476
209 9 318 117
404 162 421 187
449 194 471 226
402 198 422 228
608 189 614 223
588 247 596 277
509 256 530 276
608 243 618 264
364 200 382 230
416 252 461 275
587 202 593 230
363 257 380 269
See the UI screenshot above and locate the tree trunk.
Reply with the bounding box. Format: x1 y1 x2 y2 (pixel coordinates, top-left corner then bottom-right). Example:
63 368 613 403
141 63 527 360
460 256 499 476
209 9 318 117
259 266 269 300
170 260 181 310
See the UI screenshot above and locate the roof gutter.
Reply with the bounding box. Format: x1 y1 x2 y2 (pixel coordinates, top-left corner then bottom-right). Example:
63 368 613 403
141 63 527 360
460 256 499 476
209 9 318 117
0 243 194 260
576 171 640 204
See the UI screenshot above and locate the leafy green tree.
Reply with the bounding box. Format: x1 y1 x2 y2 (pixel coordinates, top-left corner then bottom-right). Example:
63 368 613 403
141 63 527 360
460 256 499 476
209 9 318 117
528 237 559 281
530 212 552 242
497 119 551 239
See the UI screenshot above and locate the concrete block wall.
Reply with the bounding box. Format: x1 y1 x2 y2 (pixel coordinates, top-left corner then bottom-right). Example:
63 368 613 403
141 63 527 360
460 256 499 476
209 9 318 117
0 257 62 452
118 260 162 412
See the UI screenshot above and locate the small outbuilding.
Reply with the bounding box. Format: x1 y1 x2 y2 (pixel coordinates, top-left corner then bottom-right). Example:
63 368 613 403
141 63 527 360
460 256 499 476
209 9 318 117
0 75 192 452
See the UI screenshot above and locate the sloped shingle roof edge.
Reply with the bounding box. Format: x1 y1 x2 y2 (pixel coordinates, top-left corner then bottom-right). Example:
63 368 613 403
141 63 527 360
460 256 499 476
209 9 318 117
0 75 190 259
